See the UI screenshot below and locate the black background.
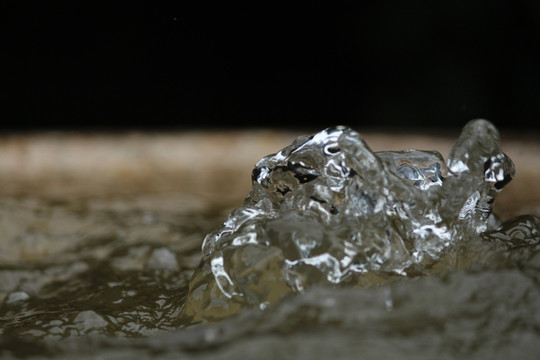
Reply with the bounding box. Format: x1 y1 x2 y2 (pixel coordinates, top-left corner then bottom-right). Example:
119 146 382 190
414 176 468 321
4 1 540 132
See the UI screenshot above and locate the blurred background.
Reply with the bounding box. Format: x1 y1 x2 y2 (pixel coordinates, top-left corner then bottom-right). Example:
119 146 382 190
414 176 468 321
3 1 540 132
1 1 539 217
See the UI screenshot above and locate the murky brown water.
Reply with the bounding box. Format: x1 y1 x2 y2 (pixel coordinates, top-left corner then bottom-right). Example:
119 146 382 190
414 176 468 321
1 130 539 359
1 193 539 359
0 195 229 353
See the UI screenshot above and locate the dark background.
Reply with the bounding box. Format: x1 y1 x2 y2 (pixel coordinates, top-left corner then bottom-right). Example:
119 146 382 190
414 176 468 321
3 1 540 132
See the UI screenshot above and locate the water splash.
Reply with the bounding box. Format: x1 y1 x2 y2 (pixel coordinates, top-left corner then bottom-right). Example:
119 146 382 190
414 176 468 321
181 120 539 324
0 122 539 359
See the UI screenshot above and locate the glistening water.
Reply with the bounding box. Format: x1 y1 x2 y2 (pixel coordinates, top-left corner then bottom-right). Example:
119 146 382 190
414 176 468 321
1 120 539 359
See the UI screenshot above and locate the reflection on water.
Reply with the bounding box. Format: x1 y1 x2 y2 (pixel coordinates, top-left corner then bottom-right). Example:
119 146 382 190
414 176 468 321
1 124 540 359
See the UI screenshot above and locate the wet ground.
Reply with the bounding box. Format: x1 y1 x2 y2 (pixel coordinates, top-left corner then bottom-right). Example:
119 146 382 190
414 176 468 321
0 130 539 359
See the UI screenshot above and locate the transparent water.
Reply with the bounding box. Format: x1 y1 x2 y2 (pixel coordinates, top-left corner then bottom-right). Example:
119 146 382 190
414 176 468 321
1 121 539 359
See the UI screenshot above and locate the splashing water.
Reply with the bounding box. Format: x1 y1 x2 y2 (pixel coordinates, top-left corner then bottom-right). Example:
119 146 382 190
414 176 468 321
181 120 539 324
1 120 540 359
